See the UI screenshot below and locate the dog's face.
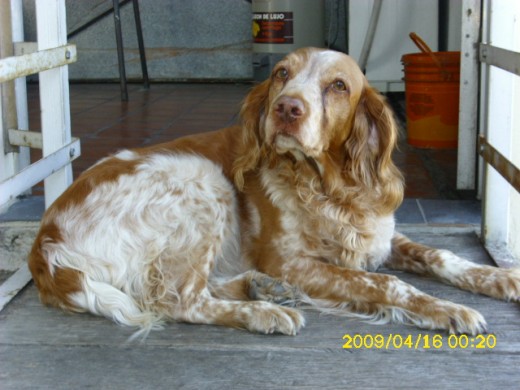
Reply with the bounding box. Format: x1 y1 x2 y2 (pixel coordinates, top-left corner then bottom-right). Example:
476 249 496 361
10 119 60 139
263 48 366 160
236 47 401 211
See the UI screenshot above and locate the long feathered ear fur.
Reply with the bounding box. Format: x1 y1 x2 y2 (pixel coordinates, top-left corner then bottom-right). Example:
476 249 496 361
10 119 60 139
233 79 271 190
344 85 404 213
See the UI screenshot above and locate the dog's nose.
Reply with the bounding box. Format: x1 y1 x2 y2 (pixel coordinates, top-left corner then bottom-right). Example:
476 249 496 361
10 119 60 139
274 96 305 123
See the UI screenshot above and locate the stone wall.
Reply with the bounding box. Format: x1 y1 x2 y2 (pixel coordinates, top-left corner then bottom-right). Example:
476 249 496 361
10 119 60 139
22 0 344 82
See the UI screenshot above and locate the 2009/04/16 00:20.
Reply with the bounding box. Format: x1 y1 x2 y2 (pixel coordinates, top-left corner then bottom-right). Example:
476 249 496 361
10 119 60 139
342 333 497 350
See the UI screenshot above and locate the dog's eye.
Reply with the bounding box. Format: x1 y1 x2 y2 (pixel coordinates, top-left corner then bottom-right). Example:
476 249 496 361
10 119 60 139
274 68 289 80
332 80 347 92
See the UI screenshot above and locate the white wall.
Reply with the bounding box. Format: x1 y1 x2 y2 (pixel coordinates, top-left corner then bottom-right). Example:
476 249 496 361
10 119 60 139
348 0 462 92
504 4 520 261
482 0 520 264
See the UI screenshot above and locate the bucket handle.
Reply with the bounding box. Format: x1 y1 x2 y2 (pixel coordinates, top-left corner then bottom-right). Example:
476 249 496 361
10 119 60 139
409 32 435 54
409 32 452 81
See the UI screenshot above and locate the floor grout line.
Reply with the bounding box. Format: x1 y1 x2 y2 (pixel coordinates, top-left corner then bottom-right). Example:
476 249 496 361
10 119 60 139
415 199 428 224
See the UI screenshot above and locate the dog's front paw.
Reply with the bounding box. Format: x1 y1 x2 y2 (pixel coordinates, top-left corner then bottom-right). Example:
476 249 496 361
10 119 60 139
426 301 487 335
246 302 305 336
484 267 520 302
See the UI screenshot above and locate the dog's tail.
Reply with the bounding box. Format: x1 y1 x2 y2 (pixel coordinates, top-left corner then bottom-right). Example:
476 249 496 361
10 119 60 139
30 235 164 341
71 275 164 341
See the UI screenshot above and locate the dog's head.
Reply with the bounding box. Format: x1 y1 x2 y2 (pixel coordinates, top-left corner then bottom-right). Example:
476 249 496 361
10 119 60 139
234 47 402 211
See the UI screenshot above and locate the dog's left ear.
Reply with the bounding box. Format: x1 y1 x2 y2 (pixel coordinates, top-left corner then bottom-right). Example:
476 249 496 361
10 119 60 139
343 85 403 212
344 85 399 186
233 79 270 190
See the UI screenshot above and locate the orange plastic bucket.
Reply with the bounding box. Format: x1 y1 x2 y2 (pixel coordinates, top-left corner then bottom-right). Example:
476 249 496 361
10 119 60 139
402 47 460 149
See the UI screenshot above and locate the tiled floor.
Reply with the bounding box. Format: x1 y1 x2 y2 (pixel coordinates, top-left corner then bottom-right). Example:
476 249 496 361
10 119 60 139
28 83 247 179
4 82 478 224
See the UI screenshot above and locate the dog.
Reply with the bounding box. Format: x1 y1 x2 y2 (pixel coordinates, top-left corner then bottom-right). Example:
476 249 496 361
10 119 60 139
29 47 520 338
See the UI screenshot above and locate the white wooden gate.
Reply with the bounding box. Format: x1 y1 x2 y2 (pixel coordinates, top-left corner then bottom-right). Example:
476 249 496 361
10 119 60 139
0 0 79 210
0 0 78 311
478 0 520 266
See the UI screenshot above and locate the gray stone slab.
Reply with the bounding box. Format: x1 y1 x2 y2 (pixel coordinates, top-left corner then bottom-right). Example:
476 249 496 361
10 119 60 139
419 199 481 225
0 196 45 222
0 222 39 271
395 199 426 224
24 0 254 81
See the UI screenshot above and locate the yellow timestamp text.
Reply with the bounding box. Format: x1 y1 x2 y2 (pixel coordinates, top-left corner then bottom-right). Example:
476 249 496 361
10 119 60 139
342 333 497 350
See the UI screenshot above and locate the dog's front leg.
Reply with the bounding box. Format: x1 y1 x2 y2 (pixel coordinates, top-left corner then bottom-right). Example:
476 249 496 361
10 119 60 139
282 258 487 335
387 232 520 302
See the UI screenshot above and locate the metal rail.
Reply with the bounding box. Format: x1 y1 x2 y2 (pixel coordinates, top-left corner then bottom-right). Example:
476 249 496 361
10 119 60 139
479 135 520 194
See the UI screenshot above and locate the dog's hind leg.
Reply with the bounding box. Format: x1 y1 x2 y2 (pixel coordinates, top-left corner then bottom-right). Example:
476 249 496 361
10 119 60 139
162 254 304 335
387 232 520 302
181 292 305 335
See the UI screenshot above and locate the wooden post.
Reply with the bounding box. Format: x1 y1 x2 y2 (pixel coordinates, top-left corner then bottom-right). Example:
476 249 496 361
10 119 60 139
10 0 30 177
36 0 73 208
0 0 19 192
457 0 480 190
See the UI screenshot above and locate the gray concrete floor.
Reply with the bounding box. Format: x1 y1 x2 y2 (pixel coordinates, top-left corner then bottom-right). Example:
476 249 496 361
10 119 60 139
1 226 519 389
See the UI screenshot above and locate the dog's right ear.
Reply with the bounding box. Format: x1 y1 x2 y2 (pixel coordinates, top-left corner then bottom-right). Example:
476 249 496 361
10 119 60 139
233 79 271 190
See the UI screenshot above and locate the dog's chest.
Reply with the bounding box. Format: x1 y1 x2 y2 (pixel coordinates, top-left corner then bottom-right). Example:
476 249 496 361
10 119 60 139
257 168 395 271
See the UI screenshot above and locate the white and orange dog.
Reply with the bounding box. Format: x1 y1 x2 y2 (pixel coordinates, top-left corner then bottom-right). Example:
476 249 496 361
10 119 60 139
30 48 520 337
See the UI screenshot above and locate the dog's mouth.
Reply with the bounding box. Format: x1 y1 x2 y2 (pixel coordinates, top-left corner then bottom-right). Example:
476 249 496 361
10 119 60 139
271 132 324 177
274 133 305 157
265 113 323 165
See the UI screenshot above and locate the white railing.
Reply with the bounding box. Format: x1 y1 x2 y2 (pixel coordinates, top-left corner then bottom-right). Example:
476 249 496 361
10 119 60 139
0 0 79 311
0 0 79 210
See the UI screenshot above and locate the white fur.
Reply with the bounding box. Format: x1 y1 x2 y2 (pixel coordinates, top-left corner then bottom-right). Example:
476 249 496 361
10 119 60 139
365 215 395 271
44 153 241 333
260 165 394 272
